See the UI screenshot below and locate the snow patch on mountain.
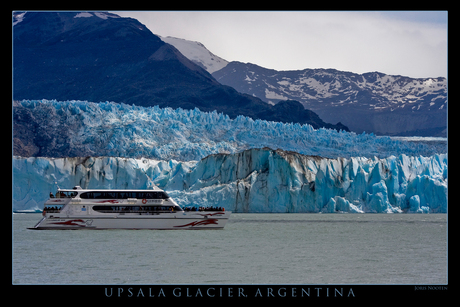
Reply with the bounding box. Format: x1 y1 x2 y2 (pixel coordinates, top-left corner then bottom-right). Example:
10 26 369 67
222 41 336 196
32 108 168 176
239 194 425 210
265 89 287 100
74 12 120 19
160 36 228 74
13 12 27 26
74 12 93 18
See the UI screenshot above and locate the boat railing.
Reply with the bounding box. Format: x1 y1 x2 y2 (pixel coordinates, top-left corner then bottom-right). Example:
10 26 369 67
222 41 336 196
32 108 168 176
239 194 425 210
119 211 169 215
105 210 176 215
94 207 181 214
44 208 62 213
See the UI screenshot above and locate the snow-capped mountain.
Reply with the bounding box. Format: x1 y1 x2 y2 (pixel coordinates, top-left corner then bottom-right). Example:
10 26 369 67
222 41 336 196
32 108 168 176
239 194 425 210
160 36 229 74
212 62 447 136
149 34 447 136
13 148 447 213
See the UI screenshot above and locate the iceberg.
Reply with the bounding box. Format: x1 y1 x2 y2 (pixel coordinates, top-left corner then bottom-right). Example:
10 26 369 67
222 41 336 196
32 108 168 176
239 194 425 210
14 100 445 161
13 148 447 213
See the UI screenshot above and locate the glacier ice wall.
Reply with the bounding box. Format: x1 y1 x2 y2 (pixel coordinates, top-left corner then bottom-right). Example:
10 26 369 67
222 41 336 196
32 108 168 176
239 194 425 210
13 148 447 213
14 100 445 161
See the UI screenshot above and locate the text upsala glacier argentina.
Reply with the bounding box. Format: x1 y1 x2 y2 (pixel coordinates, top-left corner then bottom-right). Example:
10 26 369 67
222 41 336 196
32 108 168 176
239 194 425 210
104 287 355 298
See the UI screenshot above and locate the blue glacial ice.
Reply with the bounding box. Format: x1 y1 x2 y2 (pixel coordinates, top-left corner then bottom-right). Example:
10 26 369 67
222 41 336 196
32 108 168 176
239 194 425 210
13 148 447 213
13 100 447 213
14 100 445 161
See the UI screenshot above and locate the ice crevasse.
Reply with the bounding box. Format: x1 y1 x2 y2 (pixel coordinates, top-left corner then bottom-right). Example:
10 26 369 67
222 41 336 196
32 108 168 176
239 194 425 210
13 148 447 213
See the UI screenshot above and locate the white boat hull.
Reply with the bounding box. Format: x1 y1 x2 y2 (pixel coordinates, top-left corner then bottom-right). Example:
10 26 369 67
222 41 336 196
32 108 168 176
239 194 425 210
30 211 231 230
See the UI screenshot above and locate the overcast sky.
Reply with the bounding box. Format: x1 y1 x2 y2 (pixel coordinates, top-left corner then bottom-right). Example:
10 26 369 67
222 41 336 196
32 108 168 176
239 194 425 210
115 11 447 78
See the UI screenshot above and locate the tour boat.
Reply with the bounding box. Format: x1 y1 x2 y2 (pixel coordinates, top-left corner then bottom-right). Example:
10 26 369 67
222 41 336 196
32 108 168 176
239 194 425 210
29 186 231 230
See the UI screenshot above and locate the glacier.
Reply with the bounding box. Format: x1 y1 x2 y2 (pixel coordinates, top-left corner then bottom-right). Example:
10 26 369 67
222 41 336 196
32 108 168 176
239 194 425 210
13 100 447 213
13 148 447 213
14 99 445 161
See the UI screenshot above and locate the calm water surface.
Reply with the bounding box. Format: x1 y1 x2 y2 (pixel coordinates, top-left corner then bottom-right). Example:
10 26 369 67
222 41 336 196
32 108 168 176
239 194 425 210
13 213 447 284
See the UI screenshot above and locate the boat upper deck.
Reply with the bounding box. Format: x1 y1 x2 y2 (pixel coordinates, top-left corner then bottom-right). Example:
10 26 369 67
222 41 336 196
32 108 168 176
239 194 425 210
50 186 170 200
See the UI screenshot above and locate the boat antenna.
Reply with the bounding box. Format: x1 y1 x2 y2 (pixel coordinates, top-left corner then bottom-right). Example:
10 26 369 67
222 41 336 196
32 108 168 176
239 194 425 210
55 181 61 190
144 172 157 190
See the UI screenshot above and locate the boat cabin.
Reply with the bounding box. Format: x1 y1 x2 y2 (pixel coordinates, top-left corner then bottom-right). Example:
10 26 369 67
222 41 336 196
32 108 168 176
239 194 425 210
46 186 183 213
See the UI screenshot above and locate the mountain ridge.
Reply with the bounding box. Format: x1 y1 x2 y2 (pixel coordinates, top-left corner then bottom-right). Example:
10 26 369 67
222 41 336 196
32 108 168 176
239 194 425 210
212 61 446 136
159 35 446 136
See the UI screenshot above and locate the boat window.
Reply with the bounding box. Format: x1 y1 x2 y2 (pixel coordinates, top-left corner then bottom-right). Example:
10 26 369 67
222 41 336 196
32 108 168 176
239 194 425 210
106 192 117 198
82 192 91 199
152 192 170 199
80 191 170 199
92 205 182 213
54 191 77 198
118 192 127 199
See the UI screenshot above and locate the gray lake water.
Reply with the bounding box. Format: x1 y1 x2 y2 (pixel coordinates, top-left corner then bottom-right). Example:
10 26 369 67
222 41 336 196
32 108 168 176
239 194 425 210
13 213 447 284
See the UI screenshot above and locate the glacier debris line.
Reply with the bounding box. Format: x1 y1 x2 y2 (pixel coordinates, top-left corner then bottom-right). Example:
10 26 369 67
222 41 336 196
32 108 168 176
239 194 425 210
13 99 445 161
13 148 447 213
